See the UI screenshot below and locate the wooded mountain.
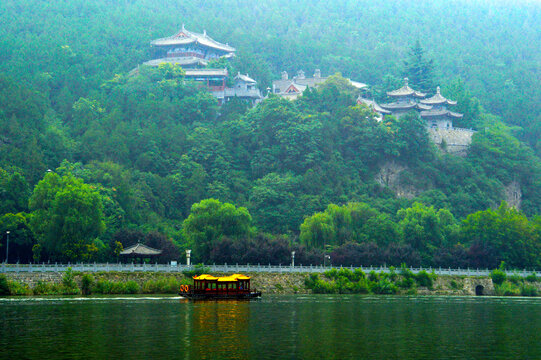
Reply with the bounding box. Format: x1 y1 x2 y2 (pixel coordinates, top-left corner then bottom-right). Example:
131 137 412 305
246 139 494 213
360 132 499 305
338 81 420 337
0 0 540 267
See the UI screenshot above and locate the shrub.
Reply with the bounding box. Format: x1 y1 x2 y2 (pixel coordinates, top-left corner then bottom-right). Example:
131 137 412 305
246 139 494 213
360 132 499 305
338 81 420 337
400 264 415 279
61 267 80 294
520 284 538 297
371 279 398 294
415 270 434 288
397 277 415 289
508 274 521 285
368 271 379 282
388 266 397 281
324 268 339 279
526 273 538 283
125 280 140 294
449 280 461 290
142 276 180 294
490 269 507 286
495 282 519 296
93 280 115 294
8 280 32 295
32 281 62 295
354 268 366 281
305 274 320 288
81 274 95 295
351 279 370 294
0 274 9 295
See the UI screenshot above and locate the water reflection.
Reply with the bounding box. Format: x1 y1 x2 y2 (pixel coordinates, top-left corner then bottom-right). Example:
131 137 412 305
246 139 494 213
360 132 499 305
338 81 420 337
1 295 541 359
187 301 251 360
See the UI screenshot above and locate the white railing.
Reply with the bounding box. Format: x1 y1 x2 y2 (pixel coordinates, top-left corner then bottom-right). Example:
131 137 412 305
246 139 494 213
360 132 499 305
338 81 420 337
0 263 537 278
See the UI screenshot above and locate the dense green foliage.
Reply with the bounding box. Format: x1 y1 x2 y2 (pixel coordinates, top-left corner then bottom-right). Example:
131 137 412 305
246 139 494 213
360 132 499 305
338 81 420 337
304 267 438 295
0 0 540 268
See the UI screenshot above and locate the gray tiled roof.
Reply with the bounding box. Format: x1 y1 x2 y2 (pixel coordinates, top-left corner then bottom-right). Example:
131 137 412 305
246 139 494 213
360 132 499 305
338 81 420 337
421 110 463 119
151 25 235 53
420 87 458 106
387 78 426 98
120 243 162 256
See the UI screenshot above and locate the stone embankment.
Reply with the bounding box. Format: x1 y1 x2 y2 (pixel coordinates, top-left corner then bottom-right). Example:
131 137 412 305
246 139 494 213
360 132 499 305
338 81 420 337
2 271 509 296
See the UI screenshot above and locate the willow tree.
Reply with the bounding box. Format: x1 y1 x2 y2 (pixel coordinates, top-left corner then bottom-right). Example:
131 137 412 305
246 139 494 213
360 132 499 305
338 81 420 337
29 172 105 262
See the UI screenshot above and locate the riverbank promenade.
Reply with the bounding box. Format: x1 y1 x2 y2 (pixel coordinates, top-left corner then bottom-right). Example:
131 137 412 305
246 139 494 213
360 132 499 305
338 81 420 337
0 262 537 278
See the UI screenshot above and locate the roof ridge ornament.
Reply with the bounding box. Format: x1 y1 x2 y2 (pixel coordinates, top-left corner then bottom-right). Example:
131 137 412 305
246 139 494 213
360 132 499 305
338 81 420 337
436 86 441 94
404 77 409 86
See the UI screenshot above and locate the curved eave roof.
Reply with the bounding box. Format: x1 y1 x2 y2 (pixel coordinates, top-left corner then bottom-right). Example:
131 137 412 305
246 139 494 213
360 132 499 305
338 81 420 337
387 86 426 98
151 28 236 53
358 98 392 114
421 110 463 119
235 73 257 83
380 102 418 111
420 87 457 106
120 243 162 256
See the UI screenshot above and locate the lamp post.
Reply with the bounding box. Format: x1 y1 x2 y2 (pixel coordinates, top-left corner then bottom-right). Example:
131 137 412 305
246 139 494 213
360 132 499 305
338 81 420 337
291 251 295 267
186 249 191 266
5 231 9 264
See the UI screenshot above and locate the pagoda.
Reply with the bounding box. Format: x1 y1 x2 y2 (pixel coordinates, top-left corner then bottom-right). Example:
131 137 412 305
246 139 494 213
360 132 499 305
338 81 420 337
380 78 431 118
419 87 463 129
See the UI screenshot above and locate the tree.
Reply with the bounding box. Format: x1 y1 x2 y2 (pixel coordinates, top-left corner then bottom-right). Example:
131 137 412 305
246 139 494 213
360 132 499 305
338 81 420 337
397 202 457 261
403 40 435 94
28 172 105 261
460 202 540 268
0 213 34 263
182 199 254 261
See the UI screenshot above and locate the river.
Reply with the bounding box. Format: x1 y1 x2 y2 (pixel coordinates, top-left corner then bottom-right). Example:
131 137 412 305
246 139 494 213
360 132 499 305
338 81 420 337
1 295 540 359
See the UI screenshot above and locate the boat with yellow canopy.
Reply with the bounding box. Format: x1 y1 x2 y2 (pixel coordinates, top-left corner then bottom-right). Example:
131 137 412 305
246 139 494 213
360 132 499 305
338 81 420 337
179 273 261 300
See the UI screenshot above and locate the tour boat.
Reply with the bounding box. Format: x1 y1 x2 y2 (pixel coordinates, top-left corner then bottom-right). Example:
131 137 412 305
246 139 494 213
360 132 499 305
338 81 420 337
179 274 262 300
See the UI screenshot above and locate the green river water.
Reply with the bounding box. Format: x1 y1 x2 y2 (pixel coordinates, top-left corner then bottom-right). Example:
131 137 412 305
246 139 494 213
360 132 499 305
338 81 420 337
1 295 540 359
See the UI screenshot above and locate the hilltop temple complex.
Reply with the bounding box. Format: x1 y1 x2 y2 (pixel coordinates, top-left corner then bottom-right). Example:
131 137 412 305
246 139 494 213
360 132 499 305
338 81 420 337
139 27 473 154
142 26 262 105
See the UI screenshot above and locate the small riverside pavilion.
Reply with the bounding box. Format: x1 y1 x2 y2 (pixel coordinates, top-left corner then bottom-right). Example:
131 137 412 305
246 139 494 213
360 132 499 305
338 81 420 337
120 243 162 263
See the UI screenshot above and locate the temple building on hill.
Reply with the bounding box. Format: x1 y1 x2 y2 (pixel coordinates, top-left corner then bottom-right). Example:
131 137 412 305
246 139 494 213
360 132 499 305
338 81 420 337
419 86 463 129
148 24 235 68
379 78 431 118
272 70 367 100
141 26 261 105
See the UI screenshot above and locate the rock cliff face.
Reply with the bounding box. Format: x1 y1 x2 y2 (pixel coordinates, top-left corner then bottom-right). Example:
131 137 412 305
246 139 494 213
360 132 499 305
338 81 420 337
504 181 522 209
375 161 418 199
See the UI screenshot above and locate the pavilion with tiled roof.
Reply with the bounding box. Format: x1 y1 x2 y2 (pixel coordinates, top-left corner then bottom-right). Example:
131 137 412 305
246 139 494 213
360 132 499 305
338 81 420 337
151 25 235 63
419 86 463 129
120 242 162 262
379 78 430 118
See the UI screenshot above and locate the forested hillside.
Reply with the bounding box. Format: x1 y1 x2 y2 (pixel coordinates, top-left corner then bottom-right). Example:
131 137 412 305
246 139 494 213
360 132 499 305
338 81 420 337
0 0 540 268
